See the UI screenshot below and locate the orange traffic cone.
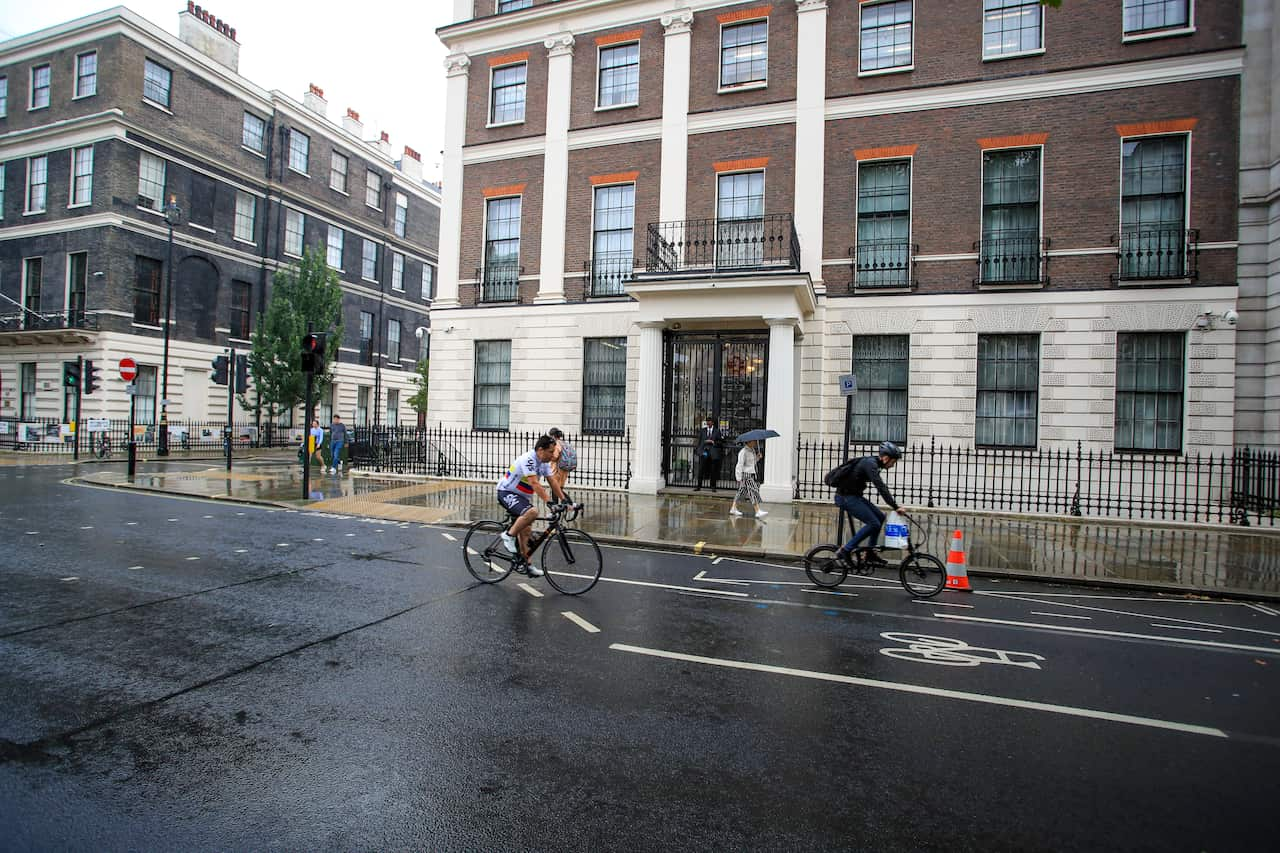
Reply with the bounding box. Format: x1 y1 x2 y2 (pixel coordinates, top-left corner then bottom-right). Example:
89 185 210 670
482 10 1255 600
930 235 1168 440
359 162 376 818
945 529 972 592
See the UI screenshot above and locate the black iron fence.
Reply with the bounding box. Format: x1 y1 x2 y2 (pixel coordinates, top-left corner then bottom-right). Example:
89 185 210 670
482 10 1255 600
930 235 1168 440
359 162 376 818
850 240 916 289
349 426 632 490
975 234 1048 285
0 309 99 333
583 254 636 297
0 416 299 455
795 436 1280 527
476 263 522 303
644 214 800 274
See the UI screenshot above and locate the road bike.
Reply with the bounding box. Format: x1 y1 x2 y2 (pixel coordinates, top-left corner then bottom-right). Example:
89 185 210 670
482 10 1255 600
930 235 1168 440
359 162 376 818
95 434 112 459
804 512 947 598
463 501 603 595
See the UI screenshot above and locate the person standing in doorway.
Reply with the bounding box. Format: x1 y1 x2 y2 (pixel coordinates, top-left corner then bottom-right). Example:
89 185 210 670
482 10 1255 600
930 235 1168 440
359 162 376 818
309 418 325 470
695 415 723 491
729 439 767 518
328 414 347 474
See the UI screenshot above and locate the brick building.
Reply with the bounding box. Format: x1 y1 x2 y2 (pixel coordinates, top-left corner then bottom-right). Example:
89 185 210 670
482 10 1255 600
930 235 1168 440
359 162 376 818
433 0 1266 501
0 5 440 440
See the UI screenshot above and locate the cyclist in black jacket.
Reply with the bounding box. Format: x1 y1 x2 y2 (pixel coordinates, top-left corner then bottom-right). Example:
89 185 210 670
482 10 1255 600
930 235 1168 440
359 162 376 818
834 441 909 566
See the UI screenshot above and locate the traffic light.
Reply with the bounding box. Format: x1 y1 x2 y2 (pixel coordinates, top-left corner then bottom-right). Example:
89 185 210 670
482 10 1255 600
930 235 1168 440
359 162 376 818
234 354 249 394
83 361 101 395
211 355 229 386
300 333 327 373
63 361 82 389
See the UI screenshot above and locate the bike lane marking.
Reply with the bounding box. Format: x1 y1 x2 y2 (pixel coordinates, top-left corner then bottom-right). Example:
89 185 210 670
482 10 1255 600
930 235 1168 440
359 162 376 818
562 612 600 633
441 533 457 542
1248 603 1279 616
609 643 1228 739
518 583 544 598
1031 612 1092 620
975 591 1280 638
933 614 1280 656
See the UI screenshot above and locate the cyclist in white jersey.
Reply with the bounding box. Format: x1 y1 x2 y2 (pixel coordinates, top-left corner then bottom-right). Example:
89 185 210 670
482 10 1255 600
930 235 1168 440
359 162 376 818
497 434 566 576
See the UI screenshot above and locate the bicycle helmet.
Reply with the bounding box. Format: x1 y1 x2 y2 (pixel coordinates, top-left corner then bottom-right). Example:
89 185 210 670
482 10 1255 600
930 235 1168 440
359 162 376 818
878 441 903 459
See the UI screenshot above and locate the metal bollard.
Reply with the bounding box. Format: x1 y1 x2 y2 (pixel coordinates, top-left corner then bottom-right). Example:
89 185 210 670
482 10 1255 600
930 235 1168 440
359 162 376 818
127 440 137 479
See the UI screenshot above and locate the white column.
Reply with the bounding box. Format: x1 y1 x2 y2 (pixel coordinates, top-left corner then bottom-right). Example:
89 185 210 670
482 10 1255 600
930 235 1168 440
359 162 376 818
658 9 694 224
630 321 666 494
794 0 828 291
536 32 575 304
434 53 470 310
761 317 799 503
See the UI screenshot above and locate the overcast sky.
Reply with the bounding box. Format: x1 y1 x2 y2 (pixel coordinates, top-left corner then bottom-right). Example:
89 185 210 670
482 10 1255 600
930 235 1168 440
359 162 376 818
1 1 454 182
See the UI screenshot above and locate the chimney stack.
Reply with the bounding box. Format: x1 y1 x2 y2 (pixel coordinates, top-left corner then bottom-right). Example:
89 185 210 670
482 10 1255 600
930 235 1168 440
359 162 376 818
400 146 423 182
343 108 363 138
377 130 393 158
303 83 328 118
179 1 240 71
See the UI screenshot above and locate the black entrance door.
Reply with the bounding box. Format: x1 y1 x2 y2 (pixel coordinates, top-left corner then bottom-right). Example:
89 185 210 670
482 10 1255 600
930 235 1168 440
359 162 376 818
663 331 768 487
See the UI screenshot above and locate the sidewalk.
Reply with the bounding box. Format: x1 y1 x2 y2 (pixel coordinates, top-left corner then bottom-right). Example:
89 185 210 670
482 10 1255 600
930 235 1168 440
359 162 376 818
71 459 1280 600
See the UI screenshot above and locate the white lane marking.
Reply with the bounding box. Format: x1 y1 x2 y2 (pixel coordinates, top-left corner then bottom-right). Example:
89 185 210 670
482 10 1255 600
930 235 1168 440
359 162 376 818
203 515 213 519
916 600 974 609
976 592 1280 639
1248 603 1280 616
126 522 138 526
712 557 724 565
880 633 1045 669
466 547 479 556
592 575 749 597
234 549 248 554
345 533 355 537
982 590 1247 605
562 611 600 633
312 538 325 542
802 588 858 598
236 512 245 516
441 532 457 542
934 614 1280 656
610 643 1227 740
1151 624 1223 634
692 570 750 586
1031 611 1093 620
185 556 200 561
167 518 178 522
79 525 94 530
276 543 289 547
518 582 544 598
24 531 38 535
60 577 79 582
127 565 143 570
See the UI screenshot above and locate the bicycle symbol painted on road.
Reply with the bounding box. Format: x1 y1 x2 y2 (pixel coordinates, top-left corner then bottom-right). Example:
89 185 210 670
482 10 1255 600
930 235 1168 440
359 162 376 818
879 632 1046 669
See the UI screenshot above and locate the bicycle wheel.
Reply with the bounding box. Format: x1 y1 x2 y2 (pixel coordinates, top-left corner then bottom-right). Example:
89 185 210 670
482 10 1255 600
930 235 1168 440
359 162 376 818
804 544 849 589
540 527 602 595
899 553 947 598
463 520 514 584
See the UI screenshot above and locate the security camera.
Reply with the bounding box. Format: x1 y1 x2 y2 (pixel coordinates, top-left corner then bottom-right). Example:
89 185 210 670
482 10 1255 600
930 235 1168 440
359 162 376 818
414 326 429 339
1224 309 1238 326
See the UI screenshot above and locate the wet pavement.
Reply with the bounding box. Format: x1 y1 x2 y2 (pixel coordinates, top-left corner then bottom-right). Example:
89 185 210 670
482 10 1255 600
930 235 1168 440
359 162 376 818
66 458 1280 600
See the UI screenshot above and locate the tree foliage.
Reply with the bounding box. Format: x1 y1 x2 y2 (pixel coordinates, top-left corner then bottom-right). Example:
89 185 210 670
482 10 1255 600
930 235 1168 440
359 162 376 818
240 247 344 421
408 358 429 415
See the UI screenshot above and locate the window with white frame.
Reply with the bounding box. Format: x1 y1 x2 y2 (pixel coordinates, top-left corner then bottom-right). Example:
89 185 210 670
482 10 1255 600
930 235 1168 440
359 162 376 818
421 263 435 300
394 192 408 237
856 159 912 288
26 155 49 213
242 112 266 153
583 337 627 434
720 19 768 88
234 191 256 242
70 146 93 206
483 196 521 300
1123 0 1190 35
387 319 401 364
980 148 1042 283
591 183 635 296
473 340 511 430
489 62 527 125
135 365 158 424
982 0 1043 58
330 151 348 192
137 153 165 211
289 130 309 173
499 0 532 11
716 171 765 267
0 76 8 117
230 280 252 339
284 209 304 256
392 252 405 291
1119 135 1189 280
326 226 344 269
30 64 51 109
357 386 370 426
598 42 640 108
362 239 378 280
75 52 97 98
386 389 400 425
860 1 913 73
20 363 36 420
365 170 382 209
976 333 1039 448
1115 332 1184 452
143 59 171 107
851 336 909 444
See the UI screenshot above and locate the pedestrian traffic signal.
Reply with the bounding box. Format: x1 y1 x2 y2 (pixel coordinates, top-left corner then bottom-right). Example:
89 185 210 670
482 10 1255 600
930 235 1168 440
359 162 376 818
63 362 82 388
83 361 101 395
234 354 249 393
300 333 327 373
211 354 229 386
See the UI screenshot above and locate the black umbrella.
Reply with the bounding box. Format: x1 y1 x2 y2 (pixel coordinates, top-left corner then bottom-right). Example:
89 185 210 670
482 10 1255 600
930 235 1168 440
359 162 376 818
737 428 780 443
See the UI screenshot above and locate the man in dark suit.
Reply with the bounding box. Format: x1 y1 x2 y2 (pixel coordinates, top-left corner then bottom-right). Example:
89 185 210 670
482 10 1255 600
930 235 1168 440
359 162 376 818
694 416 723 491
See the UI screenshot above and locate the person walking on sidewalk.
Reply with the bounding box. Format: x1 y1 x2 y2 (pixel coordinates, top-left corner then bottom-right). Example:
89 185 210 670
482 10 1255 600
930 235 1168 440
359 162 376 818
309 419 325 470
328 414 347 474
496 435 567 577
729 439 767 519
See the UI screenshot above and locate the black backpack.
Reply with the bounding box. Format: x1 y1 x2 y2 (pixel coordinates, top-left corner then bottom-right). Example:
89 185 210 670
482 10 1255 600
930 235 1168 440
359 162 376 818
823 458 859 491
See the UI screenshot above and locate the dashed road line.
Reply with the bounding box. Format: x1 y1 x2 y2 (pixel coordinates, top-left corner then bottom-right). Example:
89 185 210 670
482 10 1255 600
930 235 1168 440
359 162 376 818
916 600 974 609
1151 624 1222 634
80 525 94 530
1249 603 1280 616
801 588 858 598
441 532 457 542
517 582 544 598
128 565 143 570
60 577 79 582
1031 611 1092 620
185 556 200 561
562 611 600 633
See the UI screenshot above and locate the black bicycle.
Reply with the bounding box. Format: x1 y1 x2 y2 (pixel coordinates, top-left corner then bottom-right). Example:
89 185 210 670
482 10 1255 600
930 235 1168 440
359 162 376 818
804 513 946 598
95 433 112 459
463 502 603 595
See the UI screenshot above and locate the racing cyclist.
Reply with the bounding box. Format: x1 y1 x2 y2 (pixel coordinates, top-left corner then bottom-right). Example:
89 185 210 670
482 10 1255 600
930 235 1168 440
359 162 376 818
497 435 567 577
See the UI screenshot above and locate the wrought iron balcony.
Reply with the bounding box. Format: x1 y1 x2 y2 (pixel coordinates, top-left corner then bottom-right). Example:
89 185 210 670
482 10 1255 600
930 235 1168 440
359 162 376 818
643 214 800 275
583 254 636 297
475 262 522 303
0 309 99 334
1115 228 1199 281
849 240 917 290
974 234 1049 285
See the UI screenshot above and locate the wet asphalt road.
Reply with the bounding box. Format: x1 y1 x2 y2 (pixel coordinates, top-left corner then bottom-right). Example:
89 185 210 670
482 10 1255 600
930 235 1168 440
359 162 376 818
1 463 1278 851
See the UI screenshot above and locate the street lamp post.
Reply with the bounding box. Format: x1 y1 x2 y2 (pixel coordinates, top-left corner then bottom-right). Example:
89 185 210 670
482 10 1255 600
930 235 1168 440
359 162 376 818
158 194 182 456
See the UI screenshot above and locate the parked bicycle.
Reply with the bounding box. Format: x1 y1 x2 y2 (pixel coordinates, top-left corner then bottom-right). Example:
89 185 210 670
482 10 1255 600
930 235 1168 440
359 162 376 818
463 501 602 595
804 513 946 598
95 433 112 459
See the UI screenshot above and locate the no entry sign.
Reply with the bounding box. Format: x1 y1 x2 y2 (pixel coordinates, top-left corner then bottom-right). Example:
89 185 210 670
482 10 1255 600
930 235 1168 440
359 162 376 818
118 357 138 382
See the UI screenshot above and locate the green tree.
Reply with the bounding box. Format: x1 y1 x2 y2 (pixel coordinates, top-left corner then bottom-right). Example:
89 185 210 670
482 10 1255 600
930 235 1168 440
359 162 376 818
240 247 344 425
408 357 429 417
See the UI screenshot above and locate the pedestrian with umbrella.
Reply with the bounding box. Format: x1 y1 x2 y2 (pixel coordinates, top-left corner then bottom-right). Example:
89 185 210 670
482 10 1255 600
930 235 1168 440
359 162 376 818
729 428 779 519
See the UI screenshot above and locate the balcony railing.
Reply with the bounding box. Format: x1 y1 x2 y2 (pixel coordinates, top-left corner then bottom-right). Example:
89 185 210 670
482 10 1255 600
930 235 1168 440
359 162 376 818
974 234 1049 285
0 309 99 333
584 254 636 297
850 240 917 289
475 263 522 303
644 214 800 275
1115 228 1199 281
